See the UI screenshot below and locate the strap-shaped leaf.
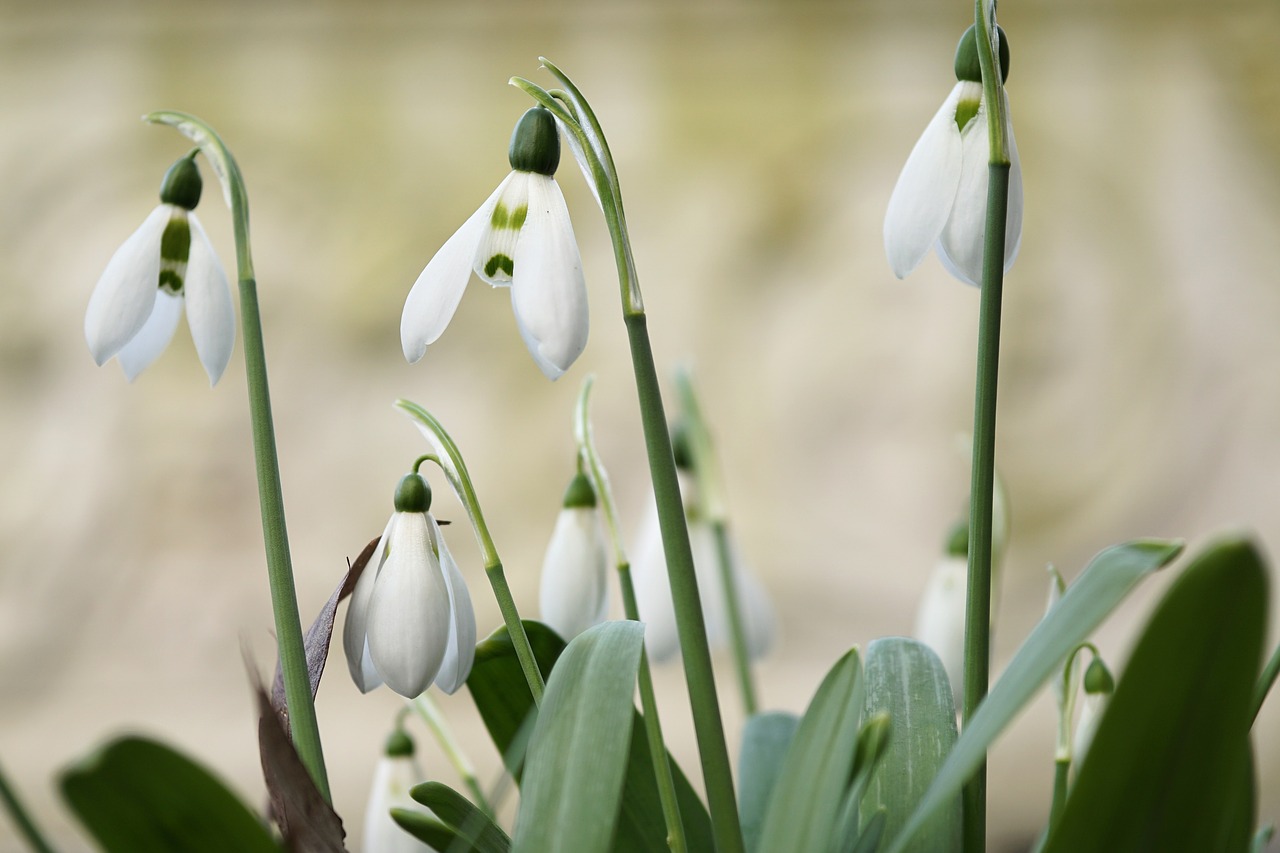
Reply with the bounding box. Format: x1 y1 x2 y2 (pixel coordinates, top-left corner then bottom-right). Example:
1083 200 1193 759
737 712 800 853
511 621 645 853
61 736 281 853
861 638 960 852
1043 537 1267 851
756 649 864 853
887 539 1182 853
392 809 489 853
407 782 510 853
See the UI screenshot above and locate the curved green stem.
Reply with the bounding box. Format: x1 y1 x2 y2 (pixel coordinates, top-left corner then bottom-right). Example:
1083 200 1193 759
395 399 545 704
410 695 493 818
146 111 328 799
0 759 57 853
1252 639 1280 723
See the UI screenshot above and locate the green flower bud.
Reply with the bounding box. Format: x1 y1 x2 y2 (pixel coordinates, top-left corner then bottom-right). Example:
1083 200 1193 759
1083 657 1115 695
508 107 561 176
561 471 597 509
945 520 969 558
394 472 432 513
159 154 203 210
954 25 1010 85
383 728 415 758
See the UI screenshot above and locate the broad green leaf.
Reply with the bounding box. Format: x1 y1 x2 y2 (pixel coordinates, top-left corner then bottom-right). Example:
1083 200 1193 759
737 712 799 853
1043 537 1267 852
861 638 960 852
392 809 484 852
408 782 510 853
61 736 280 853
511 621 645 853
887 539 1182 853
756 649 864 853
467 621 714 852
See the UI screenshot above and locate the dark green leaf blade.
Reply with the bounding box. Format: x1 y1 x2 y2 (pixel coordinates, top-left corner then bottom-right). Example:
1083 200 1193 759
737 712 799 853
409 782 510 853
392 809 479 852
1044 537 1267 852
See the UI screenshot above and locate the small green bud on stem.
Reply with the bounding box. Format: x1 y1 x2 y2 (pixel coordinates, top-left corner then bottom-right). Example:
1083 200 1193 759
159 152 203 210
508 106 561 176
1083 657 1115 695
954 24 1011 84
394 472 432 513
383 729 415 758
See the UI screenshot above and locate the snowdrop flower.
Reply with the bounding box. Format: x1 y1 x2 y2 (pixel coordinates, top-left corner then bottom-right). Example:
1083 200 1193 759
539 472 609 640
364 729 439 853
1073 656 1115 765
402 106 588 380
344 471 476 698
884 25 1023 286
632 471 774 663
914 542 968 710
85 153 234 384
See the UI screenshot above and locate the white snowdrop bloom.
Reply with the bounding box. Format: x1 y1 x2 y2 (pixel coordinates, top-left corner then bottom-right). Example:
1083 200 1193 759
539 472 610 641
363 730 439 853
914 553 968 710
344 472 477 698
402 106 587 380
884 24 1023 286
632 473 774 663
1074 656 1115 765
85 154 234 384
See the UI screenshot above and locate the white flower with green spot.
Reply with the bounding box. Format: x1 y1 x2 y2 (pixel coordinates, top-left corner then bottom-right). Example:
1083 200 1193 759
539 472 610 641
363 730 440 853
884 25 1023 286
402 106 588 380
85 153 235 384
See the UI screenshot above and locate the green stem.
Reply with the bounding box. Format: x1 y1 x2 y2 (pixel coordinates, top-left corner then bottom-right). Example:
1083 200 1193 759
1049 758 1070 829
711 521 759 716
145 111 328 799
0 759 57 853
626 315 745 853
960 162 1011 853
487 560 545 704
410 696 493 817
1252 639 1280 723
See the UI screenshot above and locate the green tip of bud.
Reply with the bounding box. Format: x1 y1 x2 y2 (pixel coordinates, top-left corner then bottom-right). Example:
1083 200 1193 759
954 25 1010 85
1083 657 1115 695
394 472 431 513
945 521 969 558
384 729 414 758
670 422 694 471
508 106 561 176
159 154 203 210
561 471 597 509
855 712 892 770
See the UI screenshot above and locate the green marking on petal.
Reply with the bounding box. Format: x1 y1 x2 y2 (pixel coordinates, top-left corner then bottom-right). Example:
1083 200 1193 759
484 254 515 278
158 268 184 294
490 203 528 231
955 98 981 133
160 215 191 264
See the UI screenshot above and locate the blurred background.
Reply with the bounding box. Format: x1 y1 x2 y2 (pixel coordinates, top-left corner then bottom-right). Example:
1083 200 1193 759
2 0 1279 850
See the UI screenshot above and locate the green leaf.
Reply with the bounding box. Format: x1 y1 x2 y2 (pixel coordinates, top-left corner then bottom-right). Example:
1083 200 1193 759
852 808 888 853
392 809 481 852
467 621 713 852
887 539 1182 853
756 649 864 853
737 712 799 853
1043 537 1267 852
408 782 510 853
861 638 960 852
511 621 645 853
60 736 281 853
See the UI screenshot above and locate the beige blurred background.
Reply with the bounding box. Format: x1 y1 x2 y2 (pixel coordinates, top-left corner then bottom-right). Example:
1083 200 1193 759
2 0 1279 850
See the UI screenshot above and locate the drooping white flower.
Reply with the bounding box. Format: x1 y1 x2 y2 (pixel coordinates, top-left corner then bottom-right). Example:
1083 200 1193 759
344 472 477 698
884 24 1023 286
363 730 440 853
1073 656 1115 765
402 106 587 380
914 553 968 710
85 153 235 384
539 472 609 640
632 472 774 663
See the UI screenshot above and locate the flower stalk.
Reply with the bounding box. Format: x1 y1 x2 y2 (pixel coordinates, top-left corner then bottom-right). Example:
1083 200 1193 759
0 759 56 853
409 695 493 817
145 111 329 800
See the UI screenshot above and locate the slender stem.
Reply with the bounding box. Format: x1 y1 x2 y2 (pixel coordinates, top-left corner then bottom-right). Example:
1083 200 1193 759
0 760 57 853
486 561 545 704
960 162 1011 853
410 696 493 817
711 521 758 715
1048 758 1070 829
1252 639 1280 723
626 314 744 853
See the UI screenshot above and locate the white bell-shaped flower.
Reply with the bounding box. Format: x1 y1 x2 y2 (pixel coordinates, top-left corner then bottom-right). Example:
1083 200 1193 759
344 472 477 698
363 729 440 853
632 472 774 663
402 106 587 380
913 553 968 709
1073 656 1115 765
85 154 235 384
884 25 1022 286
539 472 609 640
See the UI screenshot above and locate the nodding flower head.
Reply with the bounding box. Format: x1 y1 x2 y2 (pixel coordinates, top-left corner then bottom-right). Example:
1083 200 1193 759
539 471 610 641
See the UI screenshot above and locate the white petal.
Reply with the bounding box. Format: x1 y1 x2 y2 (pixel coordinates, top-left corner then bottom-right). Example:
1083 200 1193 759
115 291 183 381
400 183 504 364
183 214 235 385
539 507 610 641
937 94 999 287
631 503 681 662
366 513 452 698
1002 94 1024 271
510 175 588 380
85 206 170 365
472 171 528 287
343 519 393 693
884 86 965 279
364 756 437 853
1073 692 1106 764
913 556 968 709
430 516 476 695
